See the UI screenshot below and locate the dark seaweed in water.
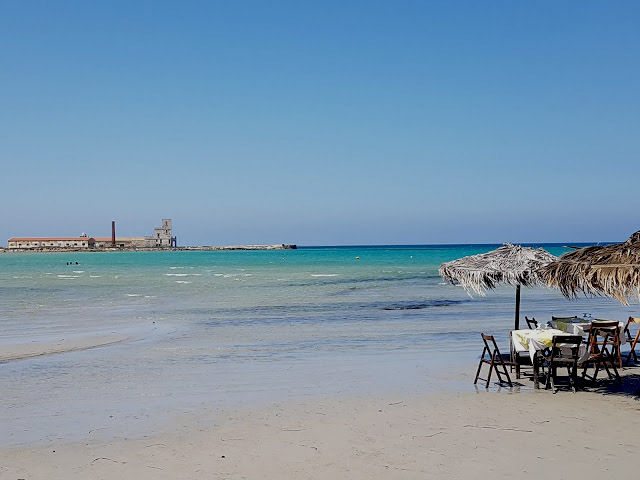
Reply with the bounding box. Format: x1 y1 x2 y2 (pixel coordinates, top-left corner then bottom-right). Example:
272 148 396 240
382 299 464 310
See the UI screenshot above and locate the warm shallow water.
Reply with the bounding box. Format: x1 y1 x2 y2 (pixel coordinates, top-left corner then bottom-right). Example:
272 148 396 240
0 246 636 445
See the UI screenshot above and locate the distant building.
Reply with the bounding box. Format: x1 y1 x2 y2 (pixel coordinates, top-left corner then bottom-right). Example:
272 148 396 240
93 219 176 248
148 219 176 247
7 234 95 250
93 237 148 249
6 219 177 250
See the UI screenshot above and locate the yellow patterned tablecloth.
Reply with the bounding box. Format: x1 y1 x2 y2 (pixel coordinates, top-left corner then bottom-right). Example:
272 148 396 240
513 328 565 351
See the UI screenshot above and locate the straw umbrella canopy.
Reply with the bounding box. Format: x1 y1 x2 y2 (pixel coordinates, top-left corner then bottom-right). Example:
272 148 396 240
541 231 640 305
439 244 558 329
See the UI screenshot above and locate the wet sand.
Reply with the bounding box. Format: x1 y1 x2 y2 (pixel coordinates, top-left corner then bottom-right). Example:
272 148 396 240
0 334 130 363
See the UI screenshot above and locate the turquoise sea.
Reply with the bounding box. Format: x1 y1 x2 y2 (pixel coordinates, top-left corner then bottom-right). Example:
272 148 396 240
0 245 635 445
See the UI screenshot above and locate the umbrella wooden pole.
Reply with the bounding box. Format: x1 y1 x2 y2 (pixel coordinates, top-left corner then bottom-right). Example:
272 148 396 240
515 284 521 330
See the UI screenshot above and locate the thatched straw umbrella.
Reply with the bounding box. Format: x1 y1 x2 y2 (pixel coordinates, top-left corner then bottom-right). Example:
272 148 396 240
439 244 557 329
541 231 640 305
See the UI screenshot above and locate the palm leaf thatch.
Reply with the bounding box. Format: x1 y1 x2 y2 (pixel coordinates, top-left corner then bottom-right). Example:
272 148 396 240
439 244 557 297
541 231 640 305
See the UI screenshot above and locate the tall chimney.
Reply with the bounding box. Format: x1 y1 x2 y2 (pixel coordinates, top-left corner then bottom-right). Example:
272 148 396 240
111 221 116 247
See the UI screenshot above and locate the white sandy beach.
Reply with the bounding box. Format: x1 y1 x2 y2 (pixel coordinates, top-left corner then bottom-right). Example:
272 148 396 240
2 382 639 480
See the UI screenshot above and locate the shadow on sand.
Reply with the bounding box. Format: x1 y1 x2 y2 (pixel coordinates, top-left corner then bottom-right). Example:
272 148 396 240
584 372 640 398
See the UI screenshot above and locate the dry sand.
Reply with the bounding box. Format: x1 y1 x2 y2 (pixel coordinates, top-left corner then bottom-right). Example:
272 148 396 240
2 383 639 480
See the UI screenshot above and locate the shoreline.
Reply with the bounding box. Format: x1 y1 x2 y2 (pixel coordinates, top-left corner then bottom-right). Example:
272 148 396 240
3 387 639 478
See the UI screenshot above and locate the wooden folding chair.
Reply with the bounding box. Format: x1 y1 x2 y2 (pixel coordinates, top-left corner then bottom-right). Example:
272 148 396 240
623 317 640 365
474 333 518 388
590 319 623 368
525 316 538 329
582 326 622 383
545 335 582 393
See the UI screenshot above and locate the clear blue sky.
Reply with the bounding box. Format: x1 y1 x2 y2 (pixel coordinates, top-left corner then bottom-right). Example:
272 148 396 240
1 1 638 246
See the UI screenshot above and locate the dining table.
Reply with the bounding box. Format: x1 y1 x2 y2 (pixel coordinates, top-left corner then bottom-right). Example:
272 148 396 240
551 317 626 339
511 328 588 388
550 317 626 368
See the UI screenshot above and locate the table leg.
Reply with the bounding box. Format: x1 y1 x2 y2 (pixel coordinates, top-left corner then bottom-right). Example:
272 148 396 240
533 352 539 389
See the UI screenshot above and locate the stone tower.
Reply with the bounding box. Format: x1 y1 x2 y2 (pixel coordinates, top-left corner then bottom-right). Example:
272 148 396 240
151 219 177 247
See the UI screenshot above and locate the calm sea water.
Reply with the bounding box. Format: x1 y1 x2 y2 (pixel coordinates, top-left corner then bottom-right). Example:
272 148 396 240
0 245 635 445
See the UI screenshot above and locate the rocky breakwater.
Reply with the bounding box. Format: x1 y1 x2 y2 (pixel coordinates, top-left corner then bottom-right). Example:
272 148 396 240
183 244 297 251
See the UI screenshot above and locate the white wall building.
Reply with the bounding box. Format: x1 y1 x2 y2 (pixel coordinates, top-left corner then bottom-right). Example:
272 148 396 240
7 236 95 250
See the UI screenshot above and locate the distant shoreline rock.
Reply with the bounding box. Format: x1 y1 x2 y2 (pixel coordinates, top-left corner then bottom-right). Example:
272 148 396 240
183 244 297 251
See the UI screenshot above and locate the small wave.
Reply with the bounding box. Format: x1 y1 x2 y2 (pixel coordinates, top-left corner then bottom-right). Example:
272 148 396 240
311 274 339 277
165 273 190 277
213 273 224 277
90 275 102 278
327 286 359 296
126 294 142 297
169 266 185 269
73 270 85 273
382 299 464 310
57 275 79 278
175 281 192 284
144 295 156 298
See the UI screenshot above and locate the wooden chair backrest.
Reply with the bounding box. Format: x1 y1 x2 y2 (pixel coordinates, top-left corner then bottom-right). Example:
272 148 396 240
552 316 579 321
591 320 621 341
552 334 582 346
481 333 501 359
550 335 582 360
588 325 618 357
592 319 619 328
624 317 640 339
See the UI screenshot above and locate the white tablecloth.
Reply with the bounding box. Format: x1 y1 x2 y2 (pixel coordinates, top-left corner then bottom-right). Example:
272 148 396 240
511 328 589 364
551 320 626 344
